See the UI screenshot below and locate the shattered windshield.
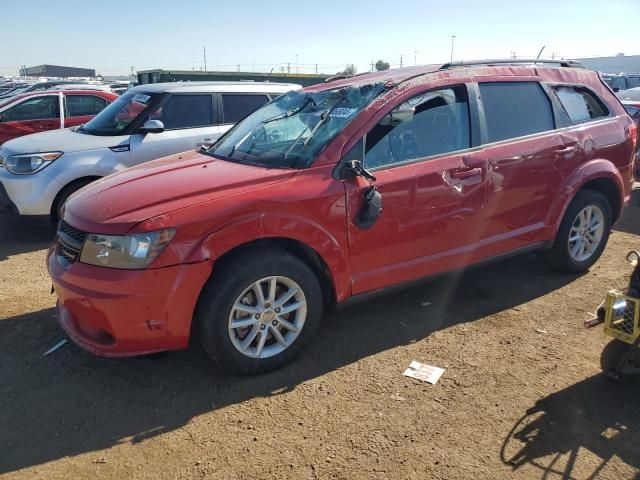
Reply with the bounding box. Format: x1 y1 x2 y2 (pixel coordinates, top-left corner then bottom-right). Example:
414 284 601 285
206 83 385 168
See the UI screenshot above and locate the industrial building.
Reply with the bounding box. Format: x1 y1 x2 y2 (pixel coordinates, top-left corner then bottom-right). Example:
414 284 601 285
20 64 96 78
137 69 330 87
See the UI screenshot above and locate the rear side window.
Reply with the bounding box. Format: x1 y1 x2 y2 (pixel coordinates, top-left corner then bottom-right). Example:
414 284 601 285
553 86 608 124
479 82 554 143
222 94 269 124
66 95 108 117
157 94 213 129
2 95 60 121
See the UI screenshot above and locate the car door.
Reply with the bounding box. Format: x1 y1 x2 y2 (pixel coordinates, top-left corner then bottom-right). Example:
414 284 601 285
344 85 490 294
0 94 61 144
475 81 569 250
217 93 271 136
63 94 109 128
129 93 220 166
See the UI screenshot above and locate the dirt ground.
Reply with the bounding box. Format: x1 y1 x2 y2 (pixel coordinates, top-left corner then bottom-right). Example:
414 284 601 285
1 187 639 480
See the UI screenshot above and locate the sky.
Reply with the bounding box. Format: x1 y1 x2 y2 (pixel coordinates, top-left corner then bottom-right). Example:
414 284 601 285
1 0 639 77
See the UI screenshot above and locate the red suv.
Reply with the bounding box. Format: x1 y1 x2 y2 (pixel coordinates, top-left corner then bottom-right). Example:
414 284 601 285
48 60 637 374
0 90 116 145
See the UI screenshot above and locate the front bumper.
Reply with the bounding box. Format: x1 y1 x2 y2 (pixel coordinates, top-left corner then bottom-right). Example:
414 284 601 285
48 250 212 357
0 167 63 216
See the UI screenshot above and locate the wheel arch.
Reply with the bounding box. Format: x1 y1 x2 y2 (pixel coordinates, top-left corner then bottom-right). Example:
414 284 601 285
210 237 338 310
548 159 626 238
50 175 102 218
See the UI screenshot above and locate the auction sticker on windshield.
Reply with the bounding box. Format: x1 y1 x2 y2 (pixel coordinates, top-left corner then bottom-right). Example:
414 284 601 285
330 107 357 118
132 94 151 104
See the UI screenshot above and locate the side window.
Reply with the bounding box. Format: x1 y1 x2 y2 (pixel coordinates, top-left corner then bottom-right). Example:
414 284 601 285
158 94 213 129
221 94 269 124
66 95 108 117
479 82 554 143
364 86 470 169
2 96 60 121
553 86 609 124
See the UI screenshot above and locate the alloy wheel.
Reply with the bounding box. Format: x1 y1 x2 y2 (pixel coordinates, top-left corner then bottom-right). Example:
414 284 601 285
228 276 307 359
567 205 605 262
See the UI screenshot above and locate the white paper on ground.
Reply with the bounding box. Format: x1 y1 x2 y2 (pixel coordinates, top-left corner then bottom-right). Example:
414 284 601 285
403 360 445 384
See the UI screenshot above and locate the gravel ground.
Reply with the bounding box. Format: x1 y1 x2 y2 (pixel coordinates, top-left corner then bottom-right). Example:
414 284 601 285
0 187 639 480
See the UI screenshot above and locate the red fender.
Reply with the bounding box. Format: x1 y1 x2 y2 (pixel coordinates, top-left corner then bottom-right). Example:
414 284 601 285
186 213 351 302
546 158 626 238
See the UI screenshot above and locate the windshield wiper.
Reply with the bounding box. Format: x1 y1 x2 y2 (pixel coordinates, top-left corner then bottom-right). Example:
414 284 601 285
76 125 93 135
262 96 316 125
302 92 348 146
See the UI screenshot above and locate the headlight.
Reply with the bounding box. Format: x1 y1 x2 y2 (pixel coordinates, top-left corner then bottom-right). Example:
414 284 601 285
79 229 175 269
5 152 62 174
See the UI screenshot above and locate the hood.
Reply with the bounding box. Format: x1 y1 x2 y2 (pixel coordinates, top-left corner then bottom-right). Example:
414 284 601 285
64 150 297 233
0 128 128 156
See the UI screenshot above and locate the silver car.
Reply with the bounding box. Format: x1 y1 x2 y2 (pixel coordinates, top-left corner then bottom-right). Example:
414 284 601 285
0 81 300 221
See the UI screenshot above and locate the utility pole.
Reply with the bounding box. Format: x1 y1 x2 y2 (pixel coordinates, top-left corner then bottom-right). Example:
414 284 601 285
450 35 456 62
400 54 403 68
295 54 299 74
287 62 291 74
203 46 207 71
237 64 240 72
315 64 318 74
371 60 374 71
414 51 417 66
510 51 516 59
130 66 134 76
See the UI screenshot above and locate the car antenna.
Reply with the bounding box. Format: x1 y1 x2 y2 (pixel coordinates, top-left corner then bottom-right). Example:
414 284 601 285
535 46 546 64
266 67 274 83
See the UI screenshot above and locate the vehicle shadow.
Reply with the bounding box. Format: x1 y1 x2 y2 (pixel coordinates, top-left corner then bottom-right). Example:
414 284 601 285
0 217 54 260
614 185 640 236
0 252 582 473
500 374 640 479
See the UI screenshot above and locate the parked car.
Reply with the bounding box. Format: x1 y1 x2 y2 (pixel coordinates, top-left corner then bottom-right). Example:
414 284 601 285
47 60 637 374
0 90 116 145
617 87 640 121
602 73 640 92
0 82 300 220
617 87 640 179
0 80 92 99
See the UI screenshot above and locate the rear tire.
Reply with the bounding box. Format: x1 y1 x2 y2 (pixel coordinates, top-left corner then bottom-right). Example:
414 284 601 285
545 190 612 273
195 249 323 375
51 178 98 225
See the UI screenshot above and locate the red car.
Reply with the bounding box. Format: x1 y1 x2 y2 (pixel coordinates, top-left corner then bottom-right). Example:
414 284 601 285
49 60 637 374
0 90 116 145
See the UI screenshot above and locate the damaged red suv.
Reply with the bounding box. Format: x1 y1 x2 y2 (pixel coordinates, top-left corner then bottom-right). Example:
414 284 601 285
49 59 637 374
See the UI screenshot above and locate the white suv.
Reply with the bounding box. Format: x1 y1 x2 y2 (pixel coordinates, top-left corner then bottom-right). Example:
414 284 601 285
0 81 300 221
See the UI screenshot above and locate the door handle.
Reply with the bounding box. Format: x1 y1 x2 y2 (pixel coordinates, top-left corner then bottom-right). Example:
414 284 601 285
553 145 577 157
450 167 482 179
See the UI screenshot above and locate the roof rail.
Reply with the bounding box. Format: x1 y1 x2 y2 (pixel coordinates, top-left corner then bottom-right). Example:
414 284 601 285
440 58 585 70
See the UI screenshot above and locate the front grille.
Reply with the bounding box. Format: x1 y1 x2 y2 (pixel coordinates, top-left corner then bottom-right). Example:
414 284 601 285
60 220 88 244
56 221 88 266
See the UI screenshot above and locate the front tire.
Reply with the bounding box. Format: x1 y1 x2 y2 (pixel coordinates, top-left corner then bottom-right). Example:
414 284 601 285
545 190 612 273
196 249 323 375
51 178 98 225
